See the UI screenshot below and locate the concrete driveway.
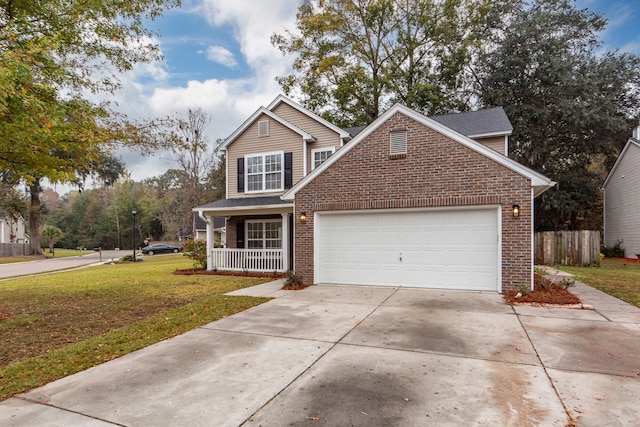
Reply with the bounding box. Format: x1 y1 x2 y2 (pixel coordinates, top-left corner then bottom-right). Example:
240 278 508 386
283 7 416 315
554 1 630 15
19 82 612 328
1 280 639 426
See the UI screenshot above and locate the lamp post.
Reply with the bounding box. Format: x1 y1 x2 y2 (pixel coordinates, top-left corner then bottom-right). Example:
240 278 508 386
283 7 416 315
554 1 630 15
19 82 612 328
132 209 137 262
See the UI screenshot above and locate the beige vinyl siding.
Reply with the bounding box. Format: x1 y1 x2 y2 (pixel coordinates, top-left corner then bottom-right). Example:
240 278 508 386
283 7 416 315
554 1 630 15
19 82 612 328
227 113 305 199
473 136 507 155
272 103 342 171
604 142 640 258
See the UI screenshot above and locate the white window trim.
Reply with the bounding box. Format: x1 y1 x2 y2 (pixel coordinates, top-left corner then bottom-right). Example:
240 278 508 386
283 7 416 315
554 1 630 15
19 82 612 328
245 151 284 194
246 219 282 249
311 147 335 170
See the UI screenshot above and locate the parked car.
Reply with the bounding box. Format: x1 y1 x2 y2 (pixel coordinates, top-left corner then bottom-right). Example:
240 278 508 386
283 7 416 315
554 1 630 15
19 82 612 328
141 243 182 255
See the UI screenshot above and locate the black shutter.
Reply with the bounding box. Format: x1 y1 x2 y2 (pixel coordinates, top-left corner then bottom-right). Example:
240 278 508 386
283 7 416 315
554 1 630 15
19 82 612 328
236 221 245 248
237 158 244 193
284 152 293 189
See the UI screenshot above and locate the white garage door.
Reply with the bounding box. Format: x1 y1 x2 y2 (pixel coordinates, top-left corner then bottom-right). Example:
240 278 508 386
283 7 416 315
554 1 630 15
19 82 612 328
316 208 499 291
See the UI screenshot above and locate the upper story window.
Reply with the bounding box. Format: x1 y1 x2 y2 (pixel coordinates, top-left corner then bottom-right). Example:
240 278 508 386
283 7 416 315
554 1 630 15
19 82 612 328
312 147 335 169
246 151 283 192
258 120 269 137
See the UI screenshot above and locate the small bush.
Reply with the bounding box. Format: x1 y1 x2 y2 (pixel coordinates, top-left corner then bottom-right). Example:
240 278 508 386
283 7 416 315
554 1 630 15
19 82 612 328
600 242 625 258
283 270 305 289
183 240 207 269
121 255 143 263
557 277 575 289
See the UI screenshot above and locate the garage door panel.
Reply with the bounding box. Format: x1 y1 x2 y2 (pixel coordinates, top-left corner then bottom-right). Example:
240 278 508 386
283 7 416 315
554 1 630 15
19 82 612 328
317 208 499 291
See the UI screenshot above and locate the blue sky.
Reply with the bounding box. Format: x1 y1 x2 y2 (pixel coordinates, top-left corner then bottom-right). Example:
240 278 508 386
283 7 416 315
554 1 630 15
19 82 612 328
89 0 640 185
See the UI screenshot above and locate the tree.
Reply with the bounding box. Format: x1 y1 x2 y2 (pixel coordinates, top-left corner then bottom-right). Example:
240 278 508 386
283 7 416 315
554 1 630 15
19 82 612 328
476 0 640 230
0 0 180 254
272 0 492 126
40 225 63 255
160 108 216 240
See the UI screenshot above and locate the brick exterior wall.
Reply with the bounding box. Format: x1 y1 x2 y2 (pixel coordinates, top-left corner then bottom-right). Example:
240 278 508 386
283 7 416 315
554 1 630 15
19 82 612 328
293 113 532 292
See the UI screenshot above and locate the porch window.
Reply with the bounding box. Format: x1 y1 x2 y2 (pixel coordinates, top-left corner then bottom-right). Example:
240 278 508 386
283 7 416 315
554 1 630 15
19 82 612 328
246 152 283 192
246 220 282 249
312 147 335 169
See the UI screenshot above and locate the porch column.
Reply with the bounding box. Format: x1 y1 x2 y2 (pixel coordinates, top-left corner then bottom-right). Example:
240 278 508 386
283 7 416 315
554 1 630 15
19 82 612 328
200 213 214 271
281 213 289 271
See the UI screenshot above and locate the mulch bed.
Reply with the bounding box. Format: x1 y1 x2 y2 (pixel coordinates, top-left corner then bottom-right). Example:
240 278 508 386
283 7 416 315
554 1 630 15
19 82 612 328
504 273 582 306
173 269 285 279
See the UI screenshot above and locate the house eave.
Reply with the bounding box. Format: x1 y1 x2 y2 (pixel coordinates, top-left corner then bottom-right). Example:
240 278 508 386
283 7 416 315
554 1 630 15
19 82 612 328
193 203 294 217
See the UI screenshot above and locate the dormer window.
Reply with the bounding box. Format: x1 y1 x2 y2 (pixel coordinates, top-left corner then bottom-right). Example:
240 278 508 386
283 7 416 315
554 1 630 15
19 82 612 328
312 147 335 169
258 120 269 137
390 130 407 158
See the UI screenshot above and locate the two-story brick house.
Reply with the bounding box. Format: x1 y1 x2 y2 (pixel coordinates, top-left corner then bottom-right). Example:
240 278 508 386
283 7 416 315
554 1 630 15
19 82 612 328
194 95 554 292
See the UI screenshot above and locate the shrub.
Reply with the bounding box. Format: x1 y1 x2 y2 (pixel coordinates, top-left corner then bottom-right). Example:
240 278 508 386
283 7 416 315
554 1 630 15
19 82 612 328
600 242 625 258
283 270 305 289
183 240 207 269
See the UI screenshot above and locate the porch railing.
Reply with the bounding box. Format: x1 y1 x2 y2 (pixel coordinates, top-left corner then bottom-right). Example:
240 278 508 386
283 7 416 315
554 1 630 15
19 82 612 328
210 248 285 272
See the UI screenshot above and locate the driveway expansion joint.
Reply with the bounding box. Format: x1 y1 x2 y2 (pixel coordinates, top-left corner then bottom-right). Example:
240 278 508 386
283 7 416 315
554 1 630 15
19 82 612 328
15 396 126 426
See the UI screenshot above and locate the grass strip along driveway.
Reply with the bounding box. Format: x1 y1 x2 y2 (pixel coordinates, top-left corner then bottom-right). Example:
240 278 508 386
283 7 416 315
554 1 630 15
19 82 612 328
0 255 270 400
560 258 640 307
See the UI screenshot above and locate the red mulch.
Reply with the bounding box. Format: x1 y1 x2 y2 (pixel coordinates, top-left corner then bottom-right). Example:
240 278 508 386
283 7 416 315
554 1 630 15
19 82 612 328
607 257 640 263
173 269 285 279
504 273 582 305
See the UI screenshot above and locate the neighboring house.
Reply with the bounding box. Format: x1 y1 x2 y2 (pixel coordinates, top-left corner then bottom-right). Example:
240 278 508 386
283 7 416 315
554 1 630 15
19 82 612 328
193 214 226 246
194 95 554 292
0 211 27 244
603 124 640 259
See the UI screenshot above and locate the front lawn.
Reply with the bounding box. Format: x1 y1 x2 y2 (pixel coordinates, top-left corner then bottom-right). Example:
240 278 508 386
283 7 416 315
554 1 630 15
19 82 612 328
559 258 640 307
0 255 271 400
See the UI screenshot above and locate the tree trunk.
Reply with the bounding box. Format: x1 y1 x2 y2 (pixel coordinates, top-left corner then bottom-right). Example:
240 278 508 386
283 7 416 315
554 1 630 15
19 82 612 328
28 179 43 256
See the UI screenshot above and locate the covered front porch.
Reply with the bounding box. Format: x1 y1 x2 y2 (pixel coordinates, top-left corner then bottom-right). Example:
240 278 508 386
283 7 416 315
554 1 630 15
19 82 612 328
193 196 294 272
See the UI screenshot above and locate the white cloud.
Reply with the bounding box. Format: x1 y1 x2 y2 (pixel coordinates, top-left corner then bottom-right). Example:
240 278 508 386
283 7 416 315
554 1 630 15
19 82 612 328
55 0 303 192
202 45 239 67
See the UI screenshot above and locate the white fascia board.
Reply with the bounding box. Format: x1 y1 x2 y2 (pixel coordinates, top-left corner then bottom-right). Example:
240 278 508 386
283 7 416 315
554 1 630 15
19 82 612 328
467 130 513 139
283 103 555 200
267 94 351 140
602 138 640 189
219 107 315 151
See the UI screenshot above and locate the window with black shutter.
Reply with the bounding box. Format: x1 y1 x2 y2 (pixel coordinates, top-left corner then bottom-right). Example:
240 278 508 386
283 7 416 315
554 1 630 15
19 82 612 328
237 158 244 193
284 152 293 189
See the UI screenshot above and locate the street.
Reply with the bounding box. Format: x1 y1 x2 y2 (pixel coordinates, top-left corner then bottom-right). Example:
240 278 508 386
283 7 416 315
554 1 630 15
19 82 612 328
0 250 129 279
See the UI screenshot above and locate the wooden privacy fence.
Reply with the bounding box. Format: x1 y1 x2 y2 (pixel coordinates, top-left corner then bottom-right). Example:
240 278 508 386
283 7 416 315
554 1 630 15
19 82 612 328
0 243 28 257
534 230 600 267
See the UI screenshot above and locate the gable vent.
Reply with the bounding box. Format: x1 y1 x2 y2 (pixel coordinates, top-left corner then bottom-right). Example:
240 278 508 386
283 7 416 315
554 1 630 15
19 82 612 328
390 130 407 158
258 120 269 137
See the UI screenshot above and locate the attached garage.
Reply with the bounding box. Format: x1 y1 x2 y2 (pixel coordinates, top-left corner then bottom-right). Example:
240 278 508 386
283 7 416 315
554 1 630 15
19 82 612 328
315 207 500 291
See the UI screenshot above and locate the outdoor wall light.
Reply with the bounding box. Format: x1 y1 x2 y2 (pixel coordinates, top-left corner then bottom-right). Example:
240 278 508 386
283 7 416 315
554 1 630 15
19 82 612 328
299 212 307 222
512 204 520 217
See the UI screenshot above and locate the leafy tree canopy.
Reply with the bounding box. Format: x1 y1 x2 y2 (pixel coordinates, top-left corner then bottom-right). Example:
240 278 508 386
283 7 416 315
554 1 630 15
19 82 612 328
272 0 492 127
477 0 640 230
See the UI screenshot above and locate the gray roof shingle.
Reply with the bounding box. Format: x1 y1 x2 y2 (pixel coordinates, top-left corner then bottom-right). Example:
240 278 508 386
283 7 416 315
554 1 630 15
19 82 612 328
430 107 513 136
195 196 290 210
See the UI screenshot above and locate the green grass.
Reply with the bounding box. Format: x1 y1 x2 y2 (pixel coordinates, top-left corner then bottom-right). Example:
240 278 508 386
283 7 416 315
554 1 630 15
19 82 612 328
559 258 640 307
0 256 38 264
0 255 271 400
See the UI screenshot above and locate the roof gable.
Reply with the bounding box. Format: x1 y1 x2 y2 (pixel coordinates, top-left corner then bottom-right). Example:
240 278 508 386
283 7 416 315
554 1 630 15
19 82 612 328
282 104 554 200
267 95 351 140
603 138 640 189
220 107 315 151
